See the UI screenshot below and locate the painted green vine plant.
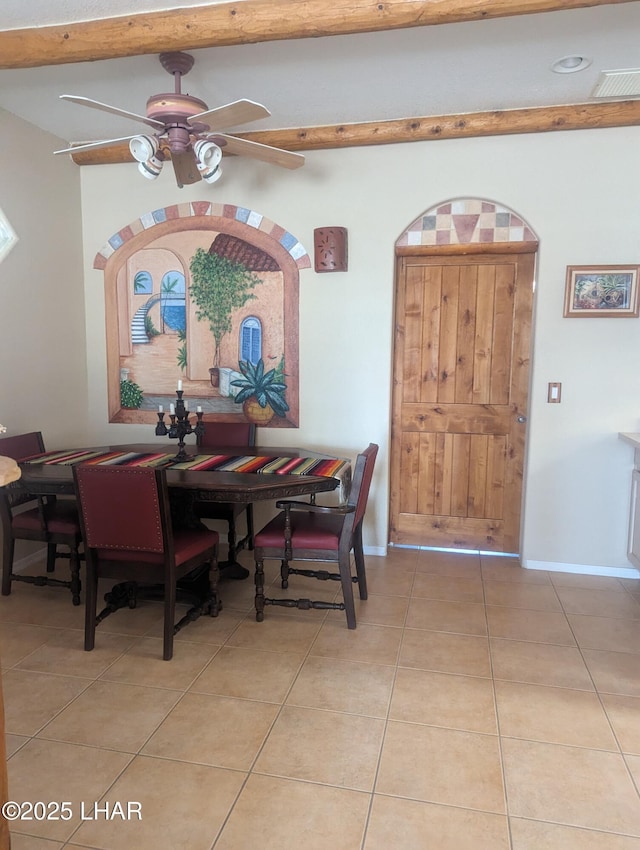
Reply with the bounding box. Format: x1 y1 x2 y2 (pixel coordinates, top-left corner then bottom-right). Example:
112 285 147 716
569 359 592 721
189 248 261 370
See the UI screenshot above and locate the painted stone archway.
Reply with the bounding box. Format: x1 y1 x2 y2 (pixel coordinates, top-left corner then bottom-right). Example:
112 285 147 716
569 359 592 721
94 202 310 427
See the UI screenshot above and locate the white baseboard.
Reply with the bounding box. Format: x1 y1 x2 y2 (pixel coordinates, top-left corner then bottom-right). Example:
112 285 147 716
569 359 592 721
379 545 640 579
523 559 640 580
364 546 387 557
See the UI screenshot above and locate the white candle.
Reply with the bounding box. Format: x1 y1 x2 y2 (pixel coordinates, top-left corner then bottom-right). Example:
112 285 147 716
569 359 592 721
158 404 163 413
177 380 183 391
196 405 202 413
170 403 175 415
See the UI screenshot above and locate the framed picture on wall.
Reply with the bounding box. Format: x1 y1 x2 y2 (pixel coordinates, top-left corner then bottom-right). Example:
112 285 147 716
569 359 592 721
564 265 640 317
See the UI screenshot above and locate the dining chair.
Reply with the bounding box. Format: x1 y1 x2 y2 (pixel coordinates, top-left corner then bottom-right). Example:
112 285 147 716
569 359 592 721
73 464 220 660
0 431 83 605
195 421 256 566
253 443 378 629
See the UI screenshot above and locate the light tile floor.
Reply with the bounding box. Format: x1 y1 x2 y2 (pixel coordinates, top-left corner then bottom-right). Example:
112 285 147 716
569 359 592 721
2 548 640 849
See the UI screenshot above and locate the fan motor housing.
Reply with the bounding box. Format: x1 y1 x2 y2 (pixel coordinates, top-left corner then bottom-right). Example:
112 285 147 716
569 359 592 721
146 93 208 125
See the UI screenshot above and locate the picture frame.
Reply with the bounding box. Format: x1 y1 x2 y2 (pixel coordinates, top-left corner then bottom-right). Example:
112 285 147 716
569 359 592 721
564 265 640 317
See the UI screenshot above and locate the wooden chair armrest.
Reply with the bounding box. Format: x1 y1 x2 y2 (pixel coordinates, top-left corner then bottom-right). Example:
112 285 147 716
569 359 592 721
276 500 354 560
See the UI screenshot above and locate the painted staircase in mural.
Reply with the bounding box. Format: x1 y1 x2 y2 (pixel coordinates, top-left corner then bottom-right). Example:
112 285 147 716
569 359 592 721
131 294 186 344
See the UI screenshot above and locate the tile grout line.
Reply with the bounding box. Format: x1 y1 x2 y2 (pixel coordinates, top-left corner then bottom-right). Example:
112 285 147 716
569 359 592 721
480 556 514 850
358 554 418 850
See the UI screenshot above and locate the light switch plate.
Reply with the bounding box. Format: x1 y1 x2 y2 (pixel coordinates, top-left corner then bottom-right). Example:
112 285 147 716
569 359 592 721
548 382 562 403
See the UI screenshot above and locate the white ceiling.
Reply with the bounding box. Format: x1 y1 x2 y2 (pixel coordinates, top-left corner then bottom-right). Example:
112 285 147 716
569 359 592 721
1 2 639 146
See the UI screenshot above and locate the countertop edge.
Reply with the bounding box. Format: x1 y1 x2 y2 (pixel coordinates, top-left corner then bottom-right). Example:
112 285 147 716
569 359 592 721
619 432 640 448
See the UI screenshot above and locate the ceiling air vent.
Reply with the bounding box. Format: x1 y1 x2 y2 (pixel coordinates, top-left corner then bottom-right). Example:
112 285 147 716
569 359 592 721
592 69 640 98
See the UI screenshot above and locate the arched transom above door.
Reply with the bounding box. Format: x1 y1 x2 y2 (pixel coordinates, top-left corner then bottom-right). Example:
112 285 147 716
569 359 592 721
396 198 538 248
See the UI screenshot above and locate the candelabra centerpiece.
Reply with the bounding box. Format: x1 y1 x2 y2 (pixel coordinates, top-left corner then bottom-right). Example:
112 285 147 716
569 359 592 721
155 381 205 461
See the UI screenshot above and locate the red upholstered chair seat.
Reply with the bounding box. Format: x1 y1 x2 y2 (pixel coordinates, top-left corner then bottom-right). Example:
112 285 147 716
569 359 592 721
0 431 83 605
253 443 378 630
12 500 80 536
254 512 343 551
97 528 219 566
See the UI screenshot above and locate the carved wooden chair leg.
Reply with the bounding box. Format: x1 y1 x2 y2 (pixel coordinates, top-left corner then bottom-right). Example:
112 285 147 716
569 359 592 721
339 555 357 629
69 546 82 606
46 543 57 573
255 558 265 622
352 523 368 600
84 563 98 651
163 576 176 661
208 556 220 616
226 518 238 565
246 505 255 550
1 538 14 596
280 559 290 589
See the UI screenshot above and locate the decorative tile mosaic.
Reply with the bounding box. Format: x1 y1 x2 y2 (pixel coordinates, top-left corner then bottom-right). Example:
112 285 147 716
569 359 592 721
94 204 311 270
397 198 538 247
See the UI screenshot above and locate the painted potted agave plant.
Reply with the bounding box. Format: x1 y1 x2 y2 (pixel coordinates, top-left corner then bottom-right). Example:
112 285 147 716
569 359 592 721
231 359 289 425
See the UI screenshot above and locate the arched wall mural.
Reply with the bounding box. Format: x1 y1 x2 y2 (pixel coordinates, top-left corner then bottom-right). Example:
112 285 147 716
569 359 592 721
94 202 310 427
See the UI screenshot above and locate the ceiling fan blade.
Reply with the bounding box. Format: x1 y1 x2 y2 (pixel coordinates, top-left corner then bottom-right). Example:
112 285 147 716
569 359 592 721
60 95 165 130
54 136 138 155
212 134 305 170
190 100 271 132
170 149 201 188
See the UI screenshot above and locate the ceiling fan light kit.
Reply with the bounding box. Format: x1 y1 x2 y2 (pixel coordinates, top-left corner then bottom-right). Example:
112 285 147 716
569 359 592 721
53 51 304 188
138 154 164 180
193 139 223 184
129 134 164 180
129 134 158 162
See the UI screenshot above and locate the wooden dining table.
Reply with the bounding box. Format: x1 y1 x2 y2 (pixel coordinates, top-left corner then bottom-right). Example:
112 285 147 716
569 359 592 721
15 442 349 580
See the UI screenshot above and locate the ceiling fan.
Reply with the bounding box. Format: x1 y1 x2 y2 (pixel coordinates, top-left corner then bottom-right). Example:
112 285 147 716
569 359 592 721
54 51 304 188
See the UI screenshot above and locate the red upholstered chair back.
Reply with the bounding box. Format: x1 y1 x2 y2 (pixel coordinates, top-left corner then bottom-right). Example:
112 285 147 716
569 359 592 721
194 421 257 566
0 432 44 462
350 443 379 529
74 464 219 661
74 466 165 554
0 432 46 509
199 421 256 448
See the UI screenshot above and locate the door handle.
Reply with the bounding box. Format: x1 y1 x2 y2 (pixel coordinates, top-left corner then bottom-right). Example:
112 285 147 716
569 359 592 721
516 415 527 423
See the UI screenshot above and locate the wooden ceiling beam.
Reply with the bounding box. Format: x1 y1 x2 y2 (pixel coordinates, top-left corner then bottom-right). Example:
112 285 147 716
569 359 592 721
238 99 640 148
67 99 640 165
0 0 635 70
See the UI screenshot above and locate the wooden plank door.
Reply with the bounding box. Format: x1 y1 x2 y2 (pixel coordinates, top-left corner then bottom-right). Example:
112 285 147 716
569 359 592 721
389 248 535 552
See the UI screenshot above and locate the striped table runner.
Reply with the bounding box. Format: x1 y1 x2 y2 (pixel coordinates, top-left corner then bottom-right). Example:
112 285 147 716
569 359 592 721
23 449 351 494
24 449 173 467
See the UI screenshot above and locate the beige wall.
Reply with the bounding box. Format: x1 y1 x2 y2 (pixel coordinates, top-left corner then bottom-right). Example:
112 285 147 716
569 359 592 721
10 116 640 575
0 108 88 448
0 108 87 563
